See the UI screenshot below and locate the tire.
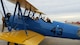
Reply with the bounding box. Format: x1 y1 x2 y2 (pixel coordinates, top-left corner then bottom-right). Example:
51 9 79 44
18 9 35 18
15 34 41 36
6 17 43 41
7 42 18 45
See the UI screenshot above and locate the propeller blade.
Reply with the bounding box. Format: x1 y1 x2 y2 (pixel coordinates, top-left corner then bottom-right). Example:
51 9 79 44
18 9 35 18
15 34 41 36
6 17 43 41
2 17 5 32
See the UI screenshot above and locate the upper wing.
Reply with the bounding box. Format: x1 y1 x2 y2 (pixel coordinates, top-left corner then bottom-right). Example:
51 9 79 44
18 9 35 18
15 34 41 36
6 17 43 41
8 0 44 14
0 30 44 45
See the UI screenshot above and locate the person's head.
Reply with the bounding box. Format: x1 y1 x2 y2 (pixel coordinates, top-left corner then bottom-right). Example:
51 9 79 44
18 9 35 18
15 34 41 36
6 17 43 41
46 17 50 20
7 13 11 16
35 17 39 20
36 17 38 19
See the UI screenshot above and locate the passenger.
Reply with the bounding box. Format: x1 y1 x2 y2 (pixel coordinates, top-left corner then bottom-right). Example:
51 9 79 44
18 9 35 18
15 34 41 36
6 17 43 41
6 13 11 19
35 17 39 20
46 17 51 23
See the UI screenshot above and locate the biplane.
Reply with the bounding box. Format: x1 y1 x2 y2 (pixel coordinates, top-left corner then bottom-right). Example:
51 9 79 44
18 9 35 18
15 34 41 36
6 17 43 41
0 0 80 45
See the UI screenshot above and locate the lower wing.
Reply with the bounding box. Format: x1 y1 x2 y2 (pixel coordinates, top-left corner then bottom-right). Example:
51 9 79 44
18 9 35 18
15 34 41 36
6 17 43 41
0 30 44 45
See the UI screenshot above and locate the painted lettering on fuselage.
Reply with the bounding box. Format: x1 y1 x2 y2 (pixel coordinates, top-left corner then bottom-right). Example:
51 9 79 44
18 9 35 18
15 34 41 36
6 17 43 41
51 27 63 36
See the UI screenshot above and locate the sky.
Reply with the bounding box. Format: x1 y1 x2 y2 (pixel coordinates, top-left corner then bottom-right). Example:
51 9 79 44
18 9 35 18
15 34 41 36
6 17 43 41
0 0 80 24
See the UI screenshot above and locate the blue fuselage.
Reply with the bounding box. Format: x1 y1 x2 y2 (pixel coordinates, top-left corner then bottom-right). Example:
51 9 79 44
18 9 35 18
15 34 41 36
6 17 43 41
6 15 80 39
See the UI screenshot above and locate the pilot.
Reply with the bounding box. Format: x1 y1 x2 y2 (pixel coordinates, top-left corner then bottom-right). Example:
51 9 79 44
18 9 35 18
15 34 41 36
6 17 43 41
46 17 51 23
35 17 39 20
6 13 11 20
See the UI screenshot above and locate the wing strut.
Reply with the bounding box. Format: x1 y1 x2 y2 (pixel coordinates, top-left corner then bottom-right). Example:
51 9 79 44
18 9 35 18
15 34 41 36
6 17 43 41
13 2 22 19
28 7 31 16
24 9 27 16
0 0 6 17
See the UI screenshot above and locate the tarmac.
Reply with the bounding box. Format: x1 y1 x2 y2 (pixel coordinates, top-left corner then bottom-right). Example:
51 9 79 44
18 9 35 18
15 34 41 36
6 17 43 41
39 37 80 45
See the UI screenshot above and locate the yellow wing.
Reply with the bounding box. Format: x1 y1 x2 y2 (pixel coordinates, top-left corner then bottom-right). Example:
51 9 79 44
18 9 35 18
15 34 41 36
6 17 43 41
0 30 44 45
8 0 44 14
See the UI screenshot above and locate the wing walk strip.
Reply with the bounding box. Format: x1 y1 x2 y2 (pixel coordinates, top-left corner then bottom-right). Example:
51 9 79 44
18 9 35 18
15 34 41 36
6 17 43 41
0 30 44 45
